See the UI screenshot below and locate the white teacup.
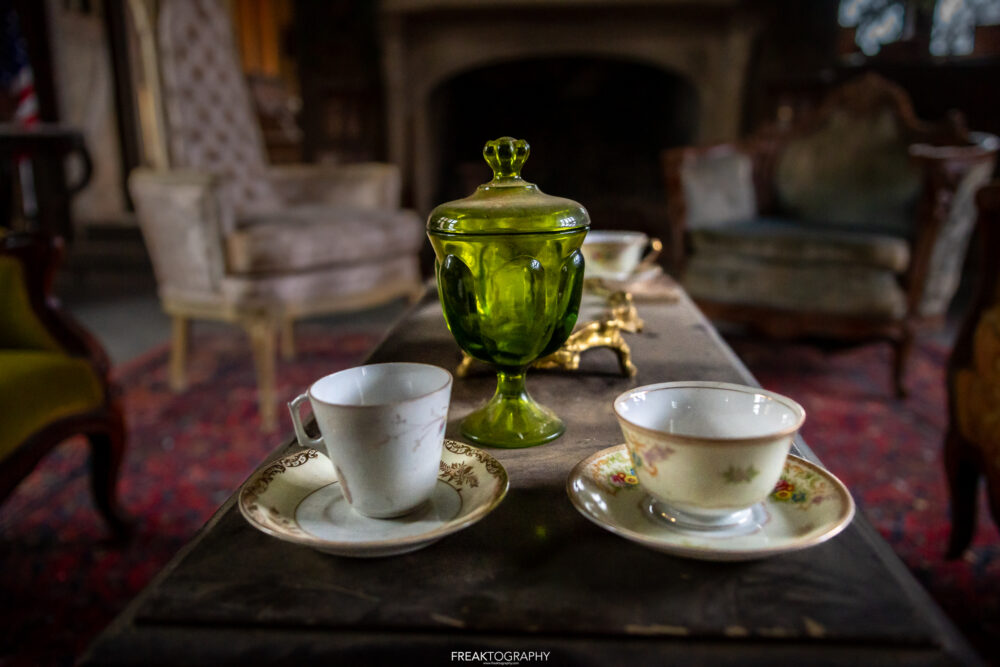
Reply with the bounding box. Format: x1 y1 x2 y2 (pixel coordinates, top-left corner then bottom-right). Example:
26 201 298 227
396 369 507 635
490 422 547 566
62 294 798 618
581 230 661 281
288 362 452 519
613 381 805 531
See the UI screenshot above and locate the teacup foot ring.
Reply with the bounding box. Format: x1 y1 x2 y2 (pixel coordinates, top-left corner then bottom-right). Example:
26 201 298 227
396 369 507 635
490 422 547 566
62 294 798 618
642 496 768 537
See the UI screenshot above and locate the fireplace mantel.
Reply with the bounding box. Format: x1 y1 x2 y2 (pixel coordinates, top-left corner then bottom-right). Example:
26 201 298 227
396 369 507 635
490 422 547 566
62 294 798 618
379 0 761 212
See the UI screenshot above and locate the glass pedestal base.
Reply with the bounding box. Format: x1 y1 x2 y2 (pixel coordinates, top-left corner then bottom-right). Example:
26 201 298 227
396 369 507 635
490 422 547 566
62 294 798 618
461 368 564 448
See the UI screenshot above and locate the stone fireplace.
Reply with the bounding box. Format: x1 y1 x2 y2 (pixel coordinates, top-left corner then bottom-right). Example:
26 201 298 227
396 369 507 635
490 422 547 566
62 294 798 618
379 0 761 219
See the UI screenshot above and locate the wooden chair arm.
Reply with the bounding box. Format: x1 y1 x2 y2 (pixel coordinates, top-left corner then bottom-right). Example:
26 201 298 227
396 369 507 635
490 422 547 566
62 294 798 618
128 168 230 301
661 146 696 272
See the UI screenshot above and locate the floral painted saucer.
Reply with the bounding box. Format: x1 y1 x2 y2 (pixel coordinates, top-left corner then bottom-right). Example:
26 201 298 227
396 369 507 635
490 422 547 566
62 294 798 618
239 440 508 557
566 445 855 561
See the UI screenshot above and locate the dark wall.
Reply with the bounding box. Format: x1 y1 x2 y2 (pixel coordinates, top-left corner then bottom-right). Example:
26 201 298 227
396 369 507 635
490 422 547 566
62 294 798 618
741 0 1000 136
742 0 842 132
293 0 385 162
292 1 998 161
430 58 699 206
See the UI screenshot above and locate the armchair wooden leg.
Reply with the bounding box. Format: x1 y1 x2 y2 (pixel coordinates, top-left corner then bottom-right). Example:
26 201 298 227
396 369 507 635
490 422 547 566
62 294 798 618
280 317 296 361
247 318 278 432
169 316 190 392
891 329 914 398
87 405 131 537
944 425 980 559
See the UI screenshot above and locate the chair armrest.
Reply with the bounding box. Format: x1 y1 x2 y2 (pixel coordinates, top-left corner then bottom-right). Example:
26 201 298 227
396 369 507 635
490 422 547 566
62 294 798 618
266 162 402 210
128 168 231 302
662 143 762 272
0 232 112 378
906 133 1000 317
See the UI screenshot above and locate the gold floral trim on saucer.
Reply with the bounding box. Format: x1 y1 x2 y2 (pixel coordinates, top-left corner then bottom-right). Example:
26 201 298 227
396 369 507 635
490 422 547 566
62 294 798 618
444 439 505 476
241 449 320 509
238 439 508 558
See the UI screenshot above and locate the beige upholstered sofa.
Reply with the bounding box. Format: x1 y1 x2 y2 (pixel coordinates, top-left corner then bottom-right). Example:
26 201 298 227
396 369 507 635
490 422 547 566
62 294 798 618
664 74 997 395
128 0 424 429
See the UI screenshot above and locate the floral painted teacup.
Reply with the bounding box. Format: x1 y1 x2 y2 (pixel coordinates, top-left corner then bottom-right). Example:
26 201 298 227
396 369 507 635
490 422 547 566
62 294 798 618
613 381 805 531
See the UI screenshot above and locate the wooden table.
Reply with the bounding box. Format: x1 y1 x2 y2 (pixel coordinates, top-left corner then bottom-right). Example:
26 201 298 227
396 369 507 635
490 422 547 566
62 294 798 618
83 290 981 666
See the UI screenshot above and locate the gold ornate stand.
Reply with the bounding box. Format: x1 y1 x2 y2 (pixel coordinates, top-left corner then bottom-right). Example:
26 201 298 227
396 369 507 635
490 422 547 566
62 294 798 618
456 291 645 378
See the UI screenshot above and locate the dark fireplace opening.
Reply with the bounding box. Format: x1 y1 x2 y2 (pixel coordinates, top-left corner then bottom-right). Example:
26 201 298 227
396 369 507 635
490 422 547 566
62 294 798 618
429 57 699 240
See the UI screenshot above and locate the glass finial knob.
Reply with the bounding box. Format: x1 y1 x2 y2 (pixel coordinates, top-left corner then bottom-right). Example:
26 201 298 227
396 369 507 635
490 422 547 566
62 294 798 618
483 137 529 181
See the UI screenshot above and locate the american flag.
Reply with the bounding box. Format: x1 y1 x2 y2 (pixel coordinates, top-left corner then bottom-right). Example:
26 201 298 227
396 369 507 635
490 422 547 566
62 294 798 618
1 2 39 127
1 0 39 215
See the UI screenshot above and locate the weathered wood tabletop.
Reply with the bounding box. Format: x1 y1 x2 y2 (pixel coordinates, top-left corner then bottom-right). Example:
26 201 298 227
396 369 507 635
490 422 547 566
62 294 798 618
82 290 981 666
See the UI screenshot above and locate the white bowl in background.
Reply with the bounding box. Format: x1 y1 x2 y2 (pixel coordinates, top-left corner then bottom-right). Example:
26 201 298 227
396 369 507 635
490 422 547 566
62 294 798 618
581 230 651 281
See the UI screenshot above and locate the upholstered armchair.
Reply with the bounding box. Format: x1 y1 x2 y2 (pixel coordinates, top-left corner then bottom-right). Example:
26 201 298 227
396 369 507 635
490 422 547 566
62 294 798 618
0 231 127 534
127 0 424 430
945 181 1000 557
663 74 997 395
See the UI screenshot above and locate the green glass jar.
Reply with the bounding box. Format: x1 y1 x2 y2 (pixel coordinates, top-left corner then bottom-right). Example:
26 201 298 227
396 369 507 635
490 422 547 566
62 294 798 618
427 137 590 448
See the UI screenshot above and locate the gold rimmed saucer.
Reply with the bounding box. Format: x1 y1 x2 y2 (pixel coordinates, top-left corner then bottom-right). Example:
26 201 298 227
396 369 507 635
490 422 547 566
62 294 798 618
566 445 854 561
239 440 508 557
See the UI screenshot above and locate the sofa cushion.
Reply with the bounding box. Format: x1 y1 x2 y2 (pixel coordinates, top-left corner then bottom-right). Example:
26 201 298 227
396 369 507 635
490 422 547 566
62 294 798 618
775 108 922 236
226 205 424 274
681 150 757 229
0 351 105 460
690 218 910 273
682 252 907 319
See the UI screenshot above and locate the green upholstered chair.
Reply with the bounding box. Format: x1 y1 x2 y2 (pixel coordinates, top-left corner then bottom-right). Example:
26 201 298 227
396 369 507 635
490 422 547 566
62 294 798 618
0 231 127 534
664 73 998 396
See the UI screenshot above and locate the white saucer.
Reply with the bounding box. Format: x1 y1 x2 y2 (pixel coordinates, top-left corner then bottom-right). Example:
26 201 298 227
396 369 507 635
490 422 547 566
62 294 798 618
587 264 663 285
567 445 855 561
239 440 509 557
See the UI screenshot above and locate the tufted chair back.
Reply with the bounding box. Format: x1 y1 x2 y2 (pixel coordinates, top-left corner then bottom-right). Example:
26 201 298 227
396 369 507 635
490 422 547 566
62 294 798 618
157 0 281 218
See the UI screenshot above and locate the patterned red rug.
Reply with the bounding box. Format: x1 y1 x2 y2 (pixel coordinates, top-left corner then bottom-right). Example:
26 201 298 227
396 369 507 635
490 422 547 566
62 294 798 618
1 328 997 664
729 334 1000 662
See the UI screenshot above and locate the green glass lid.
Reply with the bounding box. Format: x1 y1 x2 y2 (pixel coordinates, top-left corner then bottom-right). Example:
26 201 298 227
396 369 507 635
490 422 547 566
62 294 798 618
426 137 591 235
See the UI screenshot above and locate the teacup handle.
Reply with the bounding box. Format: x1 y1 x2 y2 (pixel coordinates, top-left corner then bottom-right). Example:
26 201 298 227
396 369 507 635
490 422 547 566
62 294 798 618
288 393 323 448
635 237 663 273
